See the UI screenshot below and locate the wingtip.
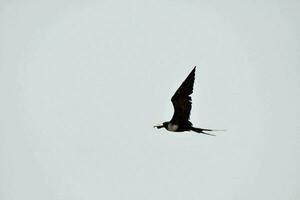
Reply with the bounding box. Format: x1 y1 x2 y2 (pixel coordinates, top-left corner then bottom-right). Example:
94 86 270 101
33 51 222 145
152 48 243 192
211 129 226 131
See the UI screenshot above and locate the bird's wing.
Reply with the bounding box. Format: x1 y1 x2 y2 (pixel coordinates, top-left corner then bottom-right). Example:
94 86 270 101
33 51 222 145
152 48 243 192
170 67 196 124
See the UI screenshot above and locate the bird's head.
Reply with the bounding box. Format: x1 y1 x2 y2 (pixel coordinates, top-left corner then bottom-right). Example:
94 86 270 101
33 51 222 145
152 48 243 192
153 122 168 129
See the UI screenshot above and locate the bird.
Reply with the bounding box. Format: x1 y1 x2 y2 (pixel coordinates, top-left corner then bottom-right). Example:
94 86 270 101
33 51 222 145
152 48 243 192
154 66 222 136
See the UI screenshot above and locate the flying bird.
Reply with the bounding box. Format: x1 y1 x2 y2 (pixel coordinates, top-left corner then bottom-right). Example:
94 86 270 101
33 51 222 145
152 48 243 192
154 66 222 136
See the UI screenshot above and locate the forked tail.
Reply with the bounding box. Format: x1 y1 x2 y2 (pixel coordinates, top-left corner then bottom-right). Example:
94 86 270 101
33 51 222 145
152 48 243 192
190 127 225 136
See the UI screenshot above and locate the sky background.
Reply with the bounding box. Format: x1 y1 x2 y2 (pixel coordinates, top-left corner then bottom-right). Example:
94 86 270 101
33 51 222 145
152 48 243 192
1 1 300 200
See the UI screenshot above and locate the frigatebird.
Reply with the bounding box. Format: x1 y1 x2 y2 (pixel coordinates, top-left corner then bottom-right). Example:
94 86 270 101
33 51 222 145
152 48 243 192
154 66 222 136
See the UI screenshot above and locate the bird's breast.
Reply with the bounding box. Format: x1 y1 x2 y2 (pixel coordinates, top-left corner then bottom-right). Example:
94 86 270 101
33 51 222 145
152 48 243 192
167 123 179 132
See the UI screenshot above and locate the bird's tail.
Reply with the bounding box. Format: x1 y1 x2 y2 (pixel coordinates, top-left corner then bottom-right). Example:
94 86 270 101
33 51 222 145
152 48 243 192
190 127 225 136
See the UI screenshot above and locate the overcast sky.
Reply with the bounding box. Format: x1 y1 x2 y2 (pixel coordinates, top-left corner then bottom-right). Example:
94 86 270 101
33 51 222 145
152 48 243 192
1 1 300 200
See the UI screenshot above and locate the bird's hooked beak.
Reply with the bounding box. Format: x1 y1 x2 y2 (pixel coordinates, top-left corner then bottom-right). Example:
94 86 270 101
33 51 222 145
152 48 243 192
154 124 164 129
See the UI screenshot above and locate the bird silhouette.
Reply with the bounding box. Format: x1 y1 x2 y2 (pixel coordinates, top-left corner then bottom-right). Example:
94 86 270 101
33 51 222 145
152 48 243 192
154 66 223 136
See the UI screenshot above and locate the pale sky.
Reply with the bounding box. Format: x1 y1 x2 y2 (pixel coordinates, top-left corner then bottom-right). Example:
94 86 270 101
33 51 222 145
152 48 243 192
1 1 300 200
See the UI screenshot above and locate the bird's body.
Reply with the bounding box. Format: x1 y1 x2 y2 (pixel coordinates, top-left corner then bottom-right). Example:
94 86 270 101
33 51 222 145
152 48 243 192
154 66 221 136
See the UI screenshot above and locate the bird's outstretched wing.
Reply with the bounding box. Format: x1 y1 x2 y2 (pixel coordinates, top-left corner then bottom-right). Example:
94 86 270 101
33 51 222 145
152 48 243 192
170 67 196 125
